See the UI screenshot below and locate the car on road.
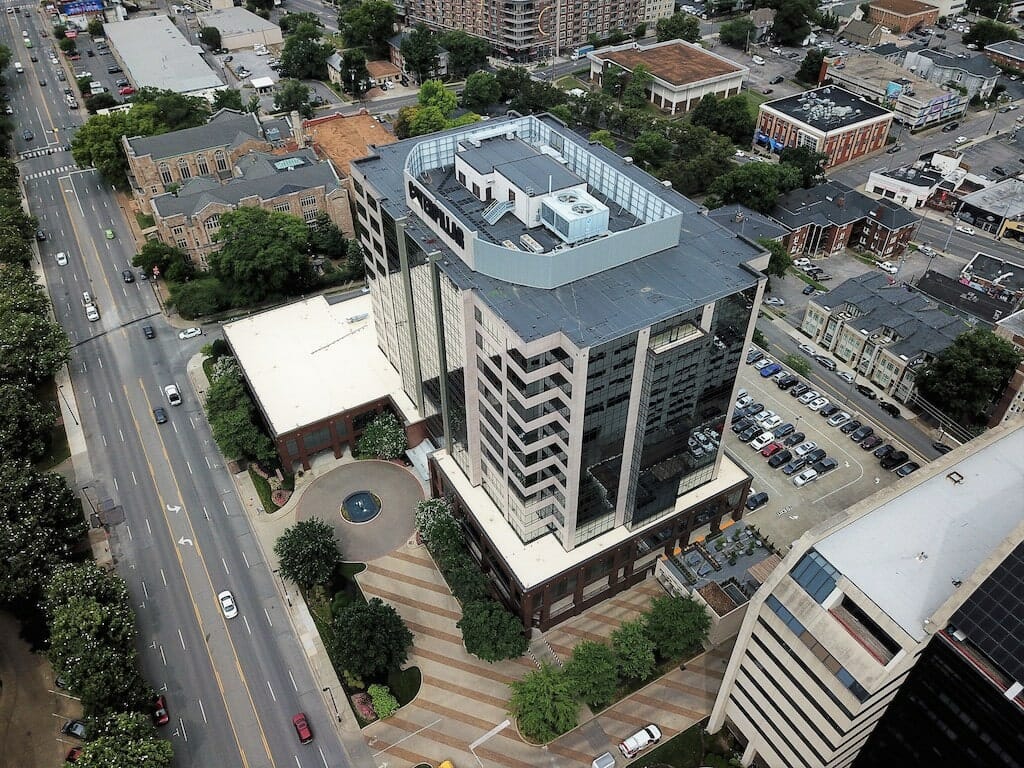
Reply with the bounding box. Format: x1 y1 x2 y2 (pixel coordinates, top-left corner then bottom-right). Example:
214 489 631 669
178 327 202 340
85 304 100 322
797 390 820 405
218 590 238 618
850 425 874 442
750 432 776 451
808 396 829 411
35 228 46 241
838 371 855 384
955 136 969 145
886 144 902 154
860 435 883 450
55 251 68 265
816 356 837 371
792 468 819 487
812 457 838 475
62 720 87 739
783 431 805 447
122 269 134 283
105 228 115 239
919 245 936 257
619 725 661 758
932 441 954 454
153 407 168 424
955 224 975 235
819 403 840 418
896 461 920 477
941 122 959 132
877 261 898 274
143 325 155 339
760 362 783 377
827 411 851 427
768 449 792 468
879 401 902 418
855 384 877 399
164 384 182 406
293 712 314 745
881 450 910 470
153 695 169 726
764 297 785 306
874 443 895 459
745 491 769 511
839 419 862 435
793 440 817 457
789 383 810 398
22 128 33 141
770 75 784 84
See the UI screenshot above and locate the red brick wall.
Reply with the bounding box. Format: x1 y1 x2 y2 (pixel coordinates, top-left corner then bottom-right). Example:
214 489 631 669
867 6 938 31
756 112 891 168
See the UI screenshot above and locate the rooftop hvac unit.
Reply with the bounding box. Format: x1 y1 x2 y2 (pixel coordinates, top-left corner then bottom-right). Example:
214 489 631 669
519 233 545 253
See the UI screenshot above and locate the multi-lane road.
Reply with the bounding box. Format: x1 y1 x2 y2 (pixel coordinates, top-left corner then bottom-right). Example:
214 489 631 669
5 7 352 768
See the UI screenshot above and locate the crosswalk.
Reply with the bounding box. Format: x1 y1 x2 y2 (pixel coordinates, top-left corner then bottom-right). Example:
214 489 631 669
24 164 77 180
19 145 73 159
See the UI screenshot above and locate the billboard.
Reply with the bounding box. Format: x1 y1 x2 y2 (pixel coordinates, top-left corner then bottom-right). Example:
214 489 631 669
60 0 103 15
884 81 904 106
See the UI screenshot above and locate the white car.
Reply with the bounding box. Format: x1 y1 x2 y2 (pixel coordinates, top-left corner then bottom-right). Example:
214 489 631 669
618 724 662 759
178 327 202 340
808 396 829 410
750 432 776 451
792 468 819 487
736 394 753 409
827 411 851 427
919 245 936 257
798 343 816 355
792 258 811 268
838 371 855 384
85 304 100 322
761 414 783 430
55 251 68 265
753 358 774 370
797 390 820 405
753 409 776 424
878 261 898 274
764 297 786 307
955 225 975 235
955 136 969 145
793 440 817 456
218 590 238 619
164 384 182 406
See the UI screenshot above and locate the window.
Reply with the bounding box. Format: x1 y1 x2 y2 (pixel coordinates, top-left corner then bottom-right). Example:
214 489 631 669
790 550 839 604
214 150 228 172
176 238 188 249
172 225 184 235
303 209 318 224
203 214 221 231
300 194 316 208
273 201 291 213
196 154 209 175
177 158 191 180
159 163 172 185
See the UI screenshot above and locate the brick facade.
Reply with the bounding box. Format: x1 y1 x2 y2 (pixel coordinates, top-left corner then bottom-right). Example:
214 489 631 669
867 0 939 32
755 109 891 169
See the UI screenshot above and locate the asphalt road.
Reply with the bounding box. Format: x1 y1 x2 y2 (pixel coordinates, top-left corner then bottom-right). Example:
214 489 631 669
7 10 352 768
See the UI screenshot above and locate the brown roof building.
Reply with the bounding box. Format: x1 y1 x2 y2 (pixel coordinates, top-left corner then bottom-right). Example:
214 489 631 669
303 111 396 177
588 39 748 114
867 0 939 32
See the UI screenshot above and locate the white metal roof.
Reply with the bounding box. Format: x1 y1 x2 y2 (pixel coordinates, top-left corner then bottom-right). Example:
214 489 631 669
104 16 223 94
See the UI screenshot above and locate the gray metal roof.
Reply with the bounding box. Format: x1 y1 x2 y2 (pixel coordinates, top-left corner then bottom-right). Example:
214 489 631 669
151 150 339 218
774 180 919 231
915 271 1008 325
457 138 536 175
497 154 580 196
104 15 223 94
915 49 1000 77
127 109 282 160
707 204 789 242
196 6 279 36
985 39 1024 61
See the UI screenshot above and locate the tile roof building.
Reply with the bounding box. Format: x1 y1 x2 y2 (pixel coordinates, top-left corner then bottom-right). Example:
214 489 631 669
709 423 1024 768
800 271 967 402
754 87 893 169
866 0 939 31
774 181 919 260
348 112 769 629
589 40 748 115
841 19 884 47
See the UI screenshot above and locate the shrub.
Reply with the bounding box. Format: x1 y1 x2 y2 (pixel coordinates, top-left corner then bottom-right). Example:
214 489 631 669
611 619 656 681
367 684 399 718
563 641 619 709
457 600 528 662
508 663 578 742
644 595 711 660
356 412 408 459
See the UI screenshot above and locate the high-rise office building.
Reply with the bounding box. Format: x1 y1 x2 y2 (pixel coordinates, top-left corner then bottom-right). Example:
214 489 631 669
350 113 767 629
708 423 1024 768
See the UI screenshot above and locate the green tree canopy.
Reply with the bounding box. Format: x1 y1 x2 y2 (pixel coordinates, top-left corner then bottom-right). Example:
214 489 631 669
0 383 55 462
967 0 1008 18
461 71 501 112
916 328 1022 425
690 93 755 145
273 78 313 117
340 47 371 96
0 264 69 387
199 26 221 49
280 23 333 80
274 518 343 589
74 713 173 768
418 79 457 117
457 600 528 662
87 17 104 37
772 0 816 46
589 129 616 150
610 619 656 680
644 595 711 660
622 64 653 109
356 411 408 459
719 17 756 48
796 49 825 84
779 146 827 187
758 237 793 279
656 12 701 42
438 30 492 78
203 357 275 461
341 0 396 57
400 23 440 84
330 597 413 678
0 224 33 266
563 641 619 709
964 18 1018 47
508 663 578 742
279 11 323 33
706 162 802 213
211 88 245 112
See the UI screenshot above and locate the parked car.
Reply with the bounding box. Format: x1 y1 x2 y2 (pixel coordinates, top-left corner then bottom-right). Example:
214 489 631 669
178 327 202 340
839 419 862 434
619 725 661 759
941 122 959 132
792 468 819 487
62 720 87 739
838 371 855 384
759 362 783 377
745 491 769 511
773 422 795 439
802 283 816 295
768 449 792 468
770 75 784 84
152 695 170 726
804 448 827 464
880 450 910 470
738 424 761 442
746 348 764 364
860 435 883 450
819 403 840 418
812 457 838 475
932 441 955 454
760 414 783 430
850 425 874 441
797 390 820 405
753 358 774 370
732 416 753 432
816 356 838 371
745 403 764 417
764 297 785 307
761 442 783 457
750 432 776 451
782 456 808 475
783 431 805 447
793 440 817 456
879 401 902 418
776 374 799 390
955 224 975 235
826 411 851 427
877 261 898 274
874 443 896 459
736 394 753 409
808 396 829 411
896 461 920 477
855 384 877 399
789 383 810 398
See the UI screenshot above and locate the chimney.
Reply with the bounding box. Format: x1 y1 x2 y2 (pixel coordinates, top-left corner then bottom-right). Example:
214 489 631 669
836 196 845 208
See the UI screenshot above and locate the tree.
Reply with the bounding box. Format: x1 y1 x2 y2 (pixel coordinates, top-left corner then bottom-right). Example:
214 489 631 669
690 94 755 145
341 0 396 57
309 213 347 259
644 595 710 660
457 600 528 662
461 71 500 111
132 240 193 282
589 129 616 150
438 30 492 78
772 0 816 47
418 79 457 117
212 88 244 112
602 66 629 99
622 64 652 109
706 163 802 213
719 17 756 48
634 22 647 38
280 23 333 80
341 48 371 96
131 89 210 131
0 383 55 461
73 713 173 768
274 518 343 589
400 24 440 84
563 641 619 709
59 37 77 55
656 12 701 42
71 111 132 188
611 619 655 681
0 224 32 265
356 411 408 459
208 206 313 305
0 266 70 387
496 67 531 103
279 11 323 33
968 0 1008 18
203 358 275 460
631 130 673 169
796 49 825 84
330 597 412 678
87 17 104 37
964 18 1019 47
779 146 827 187
168 277 231 319
758 237 793 279
916 328 1022 425
273 79 313 118
199 26 221 49
507 663 578 742
84 92 118 114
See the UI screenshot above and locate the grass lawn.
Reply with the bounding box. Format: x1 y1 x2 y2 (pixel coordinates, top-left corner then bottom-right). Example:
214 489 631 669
634 720 707 767
556 75 589 91
135 211 155 229
741 89 771 119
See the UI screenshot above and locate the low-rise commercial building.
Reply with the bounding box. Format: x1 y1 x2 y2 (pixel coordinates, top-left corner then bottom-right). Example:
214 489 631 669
841 20 884 47
991 308 1024 426
589 40 748 115
825 55 967 128
956 177 1024 236
959 251 1024 308
754 86 892 168
866 0 939 32
197 7 283 51
983 39 1024 71
903 47 1000 101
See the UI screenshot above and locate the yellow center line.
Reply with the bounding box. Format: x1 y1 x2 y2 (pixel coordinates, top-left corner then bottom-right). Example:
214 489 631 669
126 379 276 768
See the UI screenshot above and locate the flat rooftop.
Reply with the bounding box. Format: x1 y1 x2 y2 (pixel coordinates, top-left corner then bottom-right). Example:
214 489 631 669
105 16 223 94
815 424 1024 642
433 449 750 590
305 112 395 176
959 178 1024 220
963 251 1024 295
223 294 419 436
830 57 951 102
197 6 279 36
985 39 1024 61
997 306 1024 336
868 0 938 15
763 86 890 132
594 40 746 86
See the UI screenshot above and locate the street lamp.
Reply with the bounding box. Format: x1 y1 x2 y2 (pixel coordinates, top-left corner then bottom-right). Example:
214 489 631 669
322 687 341 722
57 383 78 426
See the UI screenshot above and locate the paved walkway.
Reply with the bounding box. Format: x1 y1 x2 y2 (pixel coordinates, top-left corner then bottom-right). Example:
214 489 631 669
359 545 730 768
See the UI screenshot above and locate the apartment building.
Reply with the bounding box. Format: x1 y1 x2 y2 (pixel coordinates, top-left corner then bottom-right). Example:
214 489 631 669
800 272 966 402
709 423 1024 768
150 149 350 268
983 39 1024 71
349 113 768 629
753 87 892 169
903 47 1000 101
123 109 294 210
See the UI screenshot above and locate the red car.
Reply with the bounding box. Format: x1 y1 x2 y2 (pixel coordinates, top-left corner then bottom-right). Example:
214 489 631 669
65 747 83 763
292 712 313 744
761 442 783 457
152 694 169 726
119 86 135 95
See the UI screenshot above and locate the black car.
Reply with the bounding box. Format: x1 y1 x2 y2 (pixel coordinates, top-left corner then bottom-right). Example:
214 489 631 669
107 65 123 74
878 401 901 418
776 374 799 389
941 121 959 132
802 283 816 295
855 384 877 400
732 417 754 433
773 422 795 438
885 144 902 154
819 403 840 418
839 419 862 434
782 456 808 475
812 457 838 475
851 425 874 441
804 448 827 464
896 461 920 477
769 75 784 84
745 491 769 511
731 410 748 425
746 402 764 417
932 442 954 454
143 325 155 339
993 165 1008 176
783 431 806 447
874 443 895 459
768 449 792 468
153 407 168 424
789 383 810 398
746 349 764 364
880 450 909 470
35 228 46 241
860 435 883 450
122 269 135 283
22 129 33 141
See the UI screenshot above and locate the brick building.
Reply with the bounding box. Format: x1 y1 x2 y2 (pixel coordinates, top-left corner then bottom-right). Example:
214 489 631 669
123 109 294 210
991 308 1024 426
773 181 919 260
866 0 939 32
754 87 893 169
983 39 1024 71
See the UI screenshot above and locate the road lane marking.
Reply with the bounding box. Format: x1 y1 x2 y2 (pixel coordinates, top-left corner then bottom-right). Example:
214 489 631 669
146 518 152 536
222 557 230 575
263 608 272 628
199 699 207 724
113 476 119 491
178 628 186 650
160 569 167 586
101 434 107 446
287 669 297 692
243 615 251 636
131 470 137 485
242 552 249 568
125 523 131 541
160 645 167 666
186 460 193 475
142 581 149 599
267 680 276 702
108 391 113 402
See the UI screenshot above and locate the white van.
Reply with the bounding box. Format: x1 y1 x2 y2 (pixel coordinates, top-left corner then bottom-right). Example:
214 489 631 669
13 62 23 73
751 55 766 65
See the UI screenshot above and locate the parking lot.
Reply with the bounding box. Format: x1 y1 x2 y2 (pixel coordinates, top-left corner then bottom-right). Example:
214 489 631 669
726 347 912 548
